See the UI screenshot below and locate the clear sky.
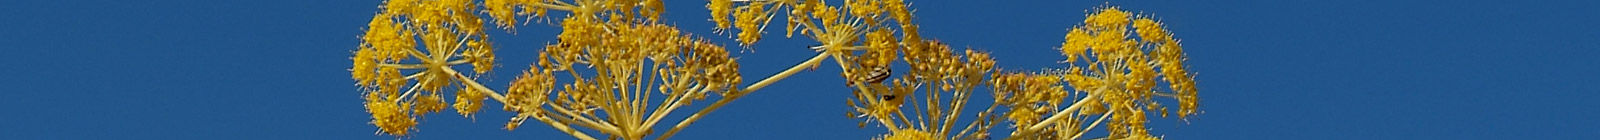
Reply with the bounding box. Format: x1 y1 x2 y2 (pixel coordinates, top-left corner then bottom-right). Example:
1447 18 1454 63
2 0 1597 139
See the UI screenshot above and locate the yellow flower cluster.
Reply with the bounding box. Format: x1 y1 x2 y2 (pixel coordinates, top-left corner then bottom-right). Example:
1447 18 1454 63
363 92 416 135
1133 18 1199 119
708 0 917 50
453 84 487 117
992 72 1069 126
732 3 766 46
985 6 1198 140
353 0 504 136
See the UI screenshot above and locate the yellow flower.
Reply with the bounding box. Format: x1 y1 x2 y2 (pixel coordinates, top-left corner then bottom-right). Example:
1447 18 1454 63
364 92 416 136
708 0 732 29
885 0 912 24
465 39 495 74
1038 6 1199 139
863 29 899 67
484 0 516 28
351 47 377 87
506 68 553 113
642 0 664 21
416 93 447 114
453 85 485 118
1086 7 1131 30
734 3 766 46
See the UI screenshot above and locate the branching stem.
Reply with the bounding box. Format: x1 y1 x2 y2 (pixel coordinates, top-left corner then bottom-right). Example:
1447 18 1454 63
654 52 832 140
1005 86 1105 140
1069 112 1114 140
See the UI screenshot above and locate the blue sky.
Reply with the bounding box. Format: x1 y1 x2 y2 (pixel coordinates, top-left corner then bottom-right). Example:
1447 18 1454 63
2 0 1597 139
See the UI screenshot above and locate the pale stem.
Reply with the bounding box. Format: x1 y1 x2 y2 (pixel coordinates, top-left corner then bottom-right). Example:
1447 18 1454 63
637 84 705 132
393 80 426 103
382 59 470 70
940 89 970 135
1152 91 1178 98
443 67 628 139
954 102 1001 139
631 62 654 132
908 85 929 130
591 66 634 137
442 27 472 60
544 99 624 135
920 84 939 130
1005 86 1104 139
894 106 913 129
380 63 430 69
527 111 601 140
654 52 832 140
795 16 827 40
546 0 576 8
755 3 782 35
407 48 429 61
404 71 426 79
441 67 506 102
1069 112 1114 140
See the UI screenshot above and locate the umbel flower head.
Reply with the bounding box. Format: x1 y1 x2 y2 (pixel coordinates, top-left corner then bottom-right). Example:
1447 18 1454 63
352 0 501 136
988 6 1199 140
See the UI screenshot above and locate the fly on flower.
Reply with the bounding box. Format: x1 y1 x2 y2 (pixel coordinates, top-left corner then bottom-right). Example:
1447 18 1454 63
844 65 896 102
845 66 891 87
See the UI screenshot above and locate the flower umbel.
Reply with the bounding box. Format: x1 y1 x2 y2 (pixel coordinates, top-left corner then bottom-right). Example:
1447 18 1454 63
353 0 501 136
990 6 1200 140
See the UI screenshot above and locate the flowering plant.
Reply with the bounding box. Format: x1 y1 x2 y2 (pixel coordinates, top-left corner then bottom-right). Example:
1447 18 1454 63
350 0 1200 139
